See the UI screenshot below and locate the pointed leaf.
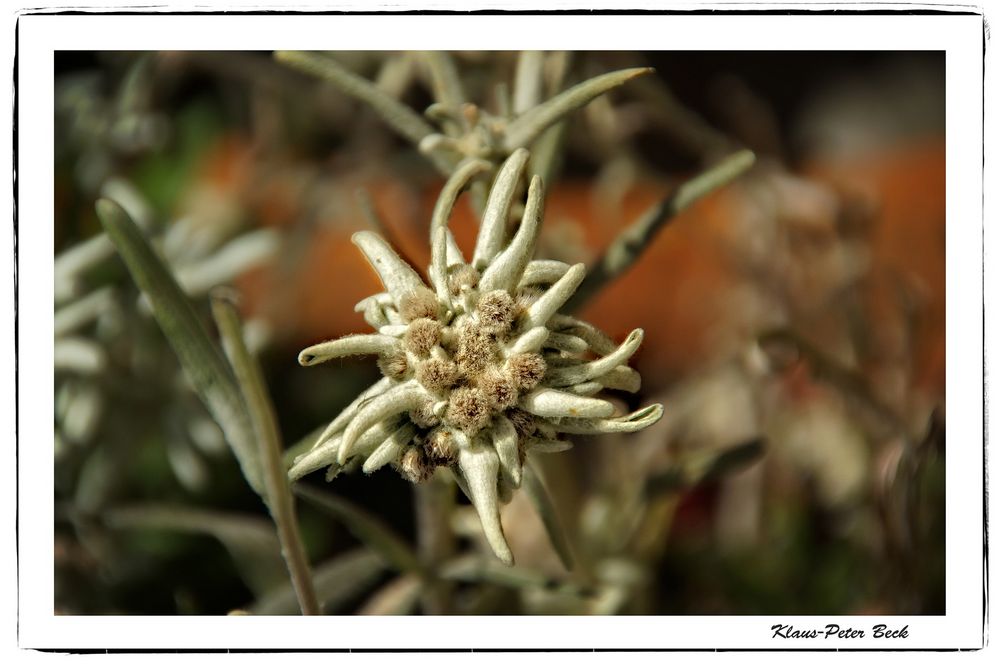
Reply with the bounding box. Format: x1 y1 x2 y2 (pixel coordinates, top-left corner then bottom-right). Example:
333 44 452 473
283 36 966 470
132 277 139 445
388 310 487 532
95 198 262 496
503 67 653 152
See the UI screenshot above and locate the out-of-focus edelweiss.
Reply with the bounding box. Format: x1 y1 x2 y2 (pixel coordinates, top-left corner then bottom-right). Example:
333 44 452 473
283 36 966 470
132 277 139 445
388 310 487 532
289 149 663 564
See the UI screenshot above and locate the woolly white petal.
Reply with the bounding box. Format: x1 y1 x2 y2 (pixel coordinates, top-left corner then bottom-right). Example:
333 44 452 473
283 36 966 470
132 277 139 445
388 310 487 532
519 259 570 287
430 159 491 302
313 377 394 447
548 404 664 434
339 381 429 464
288 434 342 481
479 174 544 293
363 422 418 474
519 387 616 419
352 231 426 309
522 263 586 329
490 415 521 488
544 331 589 354
298 334 400 366
472 148 530 269
545 329 644 385
458 442 513 565
505 326 549 355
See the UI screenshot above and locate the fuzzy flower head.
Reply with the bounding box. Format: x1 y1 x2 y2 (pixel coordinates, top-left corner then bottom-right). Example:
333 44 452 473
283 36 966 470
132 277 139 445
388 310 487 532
291 149 663 564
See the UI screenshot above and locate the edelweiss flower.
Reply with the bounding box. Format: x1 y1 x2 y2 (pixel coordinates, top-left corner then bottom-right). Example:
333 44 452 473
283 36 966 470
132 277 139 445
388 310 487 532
290 149 663 564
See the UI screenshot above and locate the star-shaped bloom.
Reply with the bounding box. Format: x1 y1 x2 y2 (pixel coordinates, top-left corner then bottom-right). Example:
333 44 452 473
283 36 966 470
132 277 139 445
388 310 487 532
290 149 663 564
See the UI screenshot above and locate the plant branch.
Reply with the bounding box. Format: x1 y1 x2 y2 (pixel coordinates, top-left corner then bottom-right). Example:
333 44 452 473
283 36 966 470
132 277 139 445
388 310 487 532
567 149 755 310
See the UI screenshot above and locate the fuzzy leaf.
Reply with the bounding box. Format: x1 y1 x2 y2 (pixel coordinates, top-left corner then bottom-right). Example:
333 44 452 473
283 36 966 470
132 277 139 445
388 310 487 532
95 198 263 496
503 67 654 152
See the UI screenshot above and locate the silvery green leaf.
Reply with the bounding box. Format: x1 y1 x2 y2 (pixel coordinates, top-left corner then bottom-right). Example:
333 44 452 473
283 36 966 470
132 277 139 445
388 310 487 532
502 67 653 152
421 51 467 136
522 458 575 571
545 328 644 386
520 387 615 419
59 381 103 444
251 548 386 615
512 51 545 114
519 259 570 286
457 441 512 565
479 174 545 292
472 148 530 269
339 381 429 464
430 158 492 301
95 198 262 496
54 286 116 337
549 403 664 434
211 292 319 615
53 337 107 375
522 263 586 329
275 51 435 150
295 485 422 573
298 334 400 366
351 231 428 311
105 505 287 598
174 228 279 297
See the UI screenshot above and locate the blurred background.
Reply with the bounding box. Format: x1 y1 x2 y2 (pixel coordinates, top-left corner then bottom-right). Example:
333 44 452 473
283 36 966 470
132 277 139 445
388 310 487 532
54 50 945 615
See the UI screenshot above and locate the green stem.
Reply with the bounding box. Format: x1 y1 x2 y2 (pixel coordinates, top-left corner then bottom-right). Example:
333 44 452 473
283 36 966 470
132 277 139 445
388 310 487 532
211 289 320 616
414 473 455 614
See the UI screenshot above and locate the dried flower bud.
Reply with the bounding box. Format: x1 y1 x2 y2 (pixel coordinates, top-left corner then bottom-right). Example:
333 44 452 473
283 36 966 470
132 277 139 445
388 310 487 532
408 400 441 429
507 352 546 391
416 358 460 394
404 317 442 357
478 367 517 410
398 446 432 483
448 264 481 295
506 407 537 438
455 322 495 374
446 386 492 433
425 427 458 466
399 287 440 322
477 290 516 336
376 349 409 379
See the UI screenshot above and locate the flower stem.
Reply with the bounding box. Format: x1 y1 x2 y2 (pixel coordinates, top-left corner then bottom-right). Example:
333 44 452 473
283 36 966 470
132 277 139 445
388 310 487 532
211 289 320 616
